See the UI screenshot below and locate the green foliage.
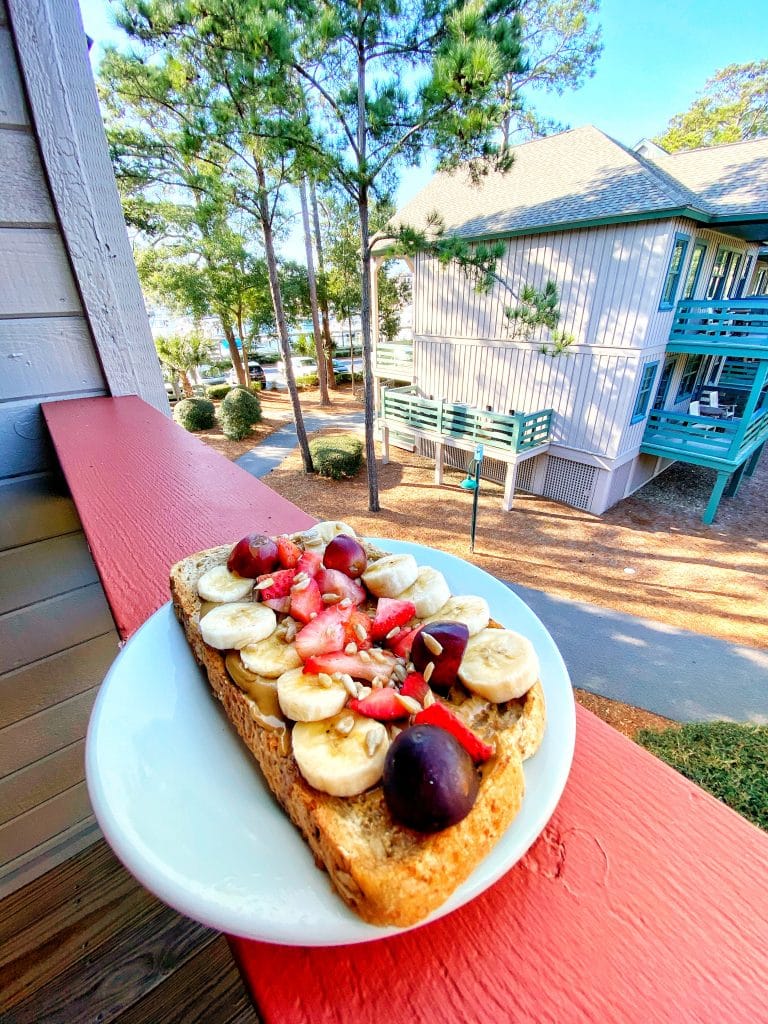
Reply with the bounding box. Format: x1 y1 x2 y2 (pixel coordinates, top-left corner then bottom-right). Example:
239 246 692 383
173 398 216 431
498 0 603 144
310 435 364 480
206 383 234 400
655 61 768 151
155 332 210 374
636 723 768 832
256 351 281 364
506 281 560 334
218 387 262 440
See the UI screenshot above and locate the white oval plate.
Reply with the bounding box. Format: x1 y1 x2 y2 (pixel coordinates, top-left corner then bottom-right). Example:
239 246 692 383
86 539 575 945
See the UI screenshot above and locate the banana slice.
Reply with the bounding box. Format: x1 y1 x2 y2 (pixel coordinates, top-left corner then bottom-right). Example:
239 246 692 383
277 667 348 722
395 565 451 618
200 602 276 650
423 595 490 636
458 628 539 702
292 713 390 797
197 564 254 603
240 631 302 678
299 521 357 550
362 553 418 598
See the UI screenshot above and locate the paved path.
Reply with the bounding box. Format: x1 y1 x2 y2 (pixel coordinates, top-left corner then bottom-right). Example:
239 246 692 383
236 409 365 478
509 583 768 724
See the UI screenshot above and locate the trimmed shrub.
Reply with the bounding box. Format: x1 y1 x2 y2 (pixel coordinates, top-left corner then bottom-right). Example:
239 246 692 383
295 373 319 390
310 434 364 480
174 397 215 431
207 383 234 400
219 386 262 440
256 351 280 364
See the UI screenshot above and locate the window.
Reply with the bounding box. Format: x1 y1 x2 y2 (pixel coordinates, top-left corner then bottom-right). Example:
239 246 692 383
659 234 690 309
631 361 659 423
754 267 768 295
682 242 707 299
734 257 753 298
706 247 743 299
676 355 704 402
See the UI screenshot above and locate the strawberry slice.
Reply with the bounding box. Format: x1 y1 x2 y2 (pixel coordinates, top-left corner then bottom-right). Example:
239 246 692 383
414 702 495 763
343 609 373 650
387 625 422 660
290 578 323 625
256 567 296 614
316 568 366 606
296 550 323 578
400 672 429 704
294 602 354 659
305 650 397 683
371 598 417 640
349 688 410 721
276 536 303 569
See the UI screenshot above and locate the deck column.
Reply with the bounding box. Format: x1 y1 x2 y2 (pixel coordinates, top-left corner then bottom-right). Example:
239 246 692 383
724 461 747 498
703 470 731 525
502 461 518 512
745 441 765 477
381 424 390 465
434 442 444 485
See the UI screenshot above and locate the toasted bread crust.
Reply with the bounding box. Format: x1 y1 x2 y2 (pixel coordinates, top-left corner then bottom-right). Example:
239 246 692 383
170 544 541 928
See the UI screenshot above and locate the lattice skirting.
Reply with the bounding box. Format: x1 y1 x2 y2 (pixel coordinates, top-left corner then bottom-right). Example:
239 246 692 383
541 455 597 511
416 439 508 485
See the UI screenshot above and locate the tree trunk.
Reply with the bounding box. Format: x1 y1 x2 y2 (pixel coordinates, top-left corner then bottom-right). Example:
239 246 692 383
309 177 336 389
348 314 355 396
299 177 330 406
180 371 193 398
224 322 248 387
256 161 314 473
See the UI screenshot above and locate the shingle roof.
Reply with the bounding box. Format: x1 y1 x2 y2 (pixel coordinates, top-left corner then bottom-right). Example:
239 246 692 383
384 125 768 244
647 138 768 217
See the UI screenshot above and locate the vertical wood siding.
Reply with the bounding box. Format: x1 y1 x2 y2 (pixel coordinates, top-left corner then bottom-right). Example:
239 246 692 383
412 218 761 464
0 12 118 897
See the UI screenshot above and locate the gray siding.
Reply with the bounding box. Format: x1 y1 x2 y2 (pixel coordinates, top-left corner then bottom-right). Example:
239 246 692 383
0 10 118 897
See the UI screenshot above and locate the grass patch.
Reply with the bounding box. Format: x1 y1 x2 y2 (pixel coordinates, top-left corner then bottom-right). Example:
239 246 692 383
636 722 768 831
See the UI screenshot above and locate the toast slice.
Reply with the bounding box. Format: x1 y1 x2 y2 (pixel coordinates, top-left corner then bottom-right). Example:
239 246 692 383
170 541 545 928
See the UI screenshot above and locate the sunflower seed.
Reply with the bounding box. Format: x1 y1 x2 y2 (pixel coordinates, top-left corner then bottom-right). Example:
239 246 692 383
385 626 401 640
339 597 352 608
344 642 358 655
292 577 310 593
359 649 372 662
318 672 335 689
371 675 385 689
309 611 318 620
335 714 355 736
422 633 443 657
341 674 357 696
392 663 407 682
423 661 435 683
322 593 340 604
254 578 274 591
423 689 436 708
356 684 371 699
395 694 422 715
293 571 309 584
354 622 368 641
365 727 384 757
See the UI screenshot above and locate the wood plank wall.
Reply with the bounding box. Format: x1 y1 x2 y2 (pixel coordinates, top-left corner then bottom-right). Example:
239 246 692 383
0 3 119 897
411 218 760 463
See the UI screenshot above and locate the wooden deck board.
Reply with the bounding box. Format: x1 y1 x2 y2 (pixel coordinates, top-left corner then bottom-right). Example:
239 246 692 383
0 840 260 1023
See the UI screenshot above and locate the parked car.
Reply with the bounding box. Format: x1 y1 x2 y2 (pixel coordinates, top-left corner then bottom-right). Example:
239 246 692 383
275 356 318 385
197 365 229 387
228 360 267 388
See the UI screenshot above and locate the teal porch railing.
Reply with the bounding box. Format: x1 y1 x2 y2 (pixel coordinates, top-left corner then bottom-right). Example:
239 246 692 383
381 386 552 455
374 343 414 380
641 406 768 469
668 298 768 356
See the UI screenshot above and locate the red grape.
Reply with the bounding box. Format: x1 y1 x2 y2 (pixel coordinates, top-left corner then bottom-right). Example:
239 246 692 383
323 534 368 578
411 622 469 690
227 533 279 578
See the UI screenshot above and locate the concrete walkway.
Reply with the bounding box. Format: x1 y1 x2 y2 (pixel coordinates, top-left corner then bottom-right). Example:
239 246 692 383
509 583 768 725
236 409 365 478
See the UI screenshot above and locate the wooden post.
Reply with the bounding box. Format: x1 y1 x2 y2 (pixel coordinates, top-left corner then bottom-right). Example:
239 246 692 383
724 461 747 498
502 461 518 512
381 424 390 465
434 442 443 485
745 442 764 477
703 470 731 525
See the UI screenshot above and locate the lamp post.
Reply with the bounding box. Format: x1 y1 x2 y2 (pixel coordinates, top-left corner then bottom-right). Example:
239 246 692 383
459 444 484 552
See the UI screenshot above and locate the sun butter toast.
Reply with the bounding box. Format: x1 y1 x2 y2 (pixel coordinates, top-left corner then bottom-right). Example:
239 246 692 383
170 532 545 927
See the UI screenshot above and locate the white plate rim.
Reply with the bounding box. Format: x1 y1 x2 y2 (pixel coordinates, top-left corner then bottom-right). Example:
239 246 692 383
86 539 575 945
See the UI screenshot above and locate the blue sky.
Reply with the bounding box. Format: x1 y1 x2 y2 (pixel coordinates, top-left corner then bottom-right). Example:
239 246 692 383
79 0 768 257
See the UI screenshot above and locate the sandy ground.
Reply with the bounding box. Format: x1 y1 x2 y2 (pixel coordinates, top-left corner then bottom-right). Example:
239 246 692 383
197 385 767 737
